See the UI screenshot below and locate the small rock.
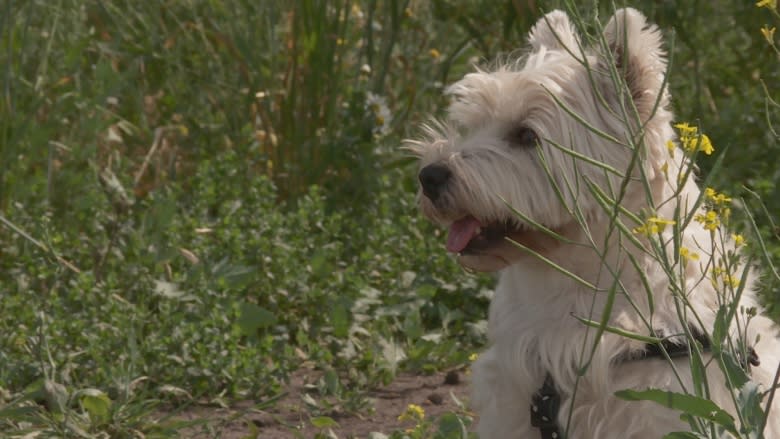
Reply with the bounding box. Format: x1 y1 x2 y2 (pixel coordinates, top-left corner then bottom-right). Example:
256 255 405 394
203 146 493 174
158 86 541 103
444 370 460 385
427 392 444 405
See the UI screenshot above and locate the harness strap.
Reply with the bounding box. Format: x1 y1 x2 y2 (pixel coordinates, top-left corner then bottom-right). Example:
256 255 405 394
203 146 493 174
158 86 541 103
530 374 561 439
529 329 757 439
642 330 711 360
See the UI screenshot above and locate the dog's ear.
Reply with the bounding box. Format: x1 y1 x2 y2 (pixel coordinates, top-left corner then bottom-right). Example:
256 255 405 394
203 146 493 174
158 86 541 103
602 8 668 122
528 10 580 52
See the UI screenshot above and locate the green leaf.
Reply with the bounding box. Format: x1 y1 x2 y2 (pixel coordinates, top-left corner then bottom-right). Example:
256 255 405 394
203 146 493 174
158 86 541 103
435 412 469 438
403 309 424 339
615 388 738 435
720 351 750 390
323 368 340 396
416 284 437 299
213 259 256 288
712 307 727 348
737 380 765 431
0 405 38 419
310 252 333 278
43 379 68 413
330 299 350 338
236 302 277 335
689 343 707 397
80 389 112 425
310 416 339 429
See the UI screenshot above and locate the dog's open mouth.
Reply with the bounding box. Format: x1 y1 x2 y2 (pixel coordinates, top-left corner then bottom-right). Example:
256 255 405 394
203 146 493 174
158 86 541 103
446 215 520 254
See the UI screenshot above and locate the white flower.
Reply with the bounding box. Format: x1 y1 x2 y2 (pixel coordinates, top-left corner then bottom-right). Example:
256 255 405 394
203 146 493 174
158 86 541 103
365 92 392 137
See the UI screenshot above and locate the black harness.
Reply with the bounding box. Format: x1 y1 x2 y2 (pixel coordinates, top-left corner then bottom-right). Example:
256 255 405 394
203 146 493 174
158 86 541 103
530 332 760 439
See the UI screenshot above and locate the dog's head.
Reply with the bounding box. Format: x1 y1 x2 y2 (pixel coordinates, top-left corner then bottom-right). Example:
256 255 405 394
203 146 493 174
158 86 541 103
406 8 673 272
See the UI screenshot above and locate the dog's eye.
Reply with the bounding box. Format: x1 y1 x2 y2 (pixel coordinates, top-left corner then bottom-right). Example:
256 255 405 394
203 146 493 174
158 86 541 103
506 127 539 148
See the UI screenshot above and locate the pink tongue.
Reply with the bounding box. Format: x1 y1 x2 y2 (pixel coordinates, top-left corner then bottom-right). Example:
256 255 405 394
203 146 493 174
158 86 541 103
446 216 482 253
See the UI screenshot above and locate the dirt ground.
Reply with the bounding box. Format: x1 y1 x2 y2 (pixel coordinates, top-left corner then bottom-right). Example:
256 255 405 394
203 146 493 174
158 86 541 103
170 368 472 438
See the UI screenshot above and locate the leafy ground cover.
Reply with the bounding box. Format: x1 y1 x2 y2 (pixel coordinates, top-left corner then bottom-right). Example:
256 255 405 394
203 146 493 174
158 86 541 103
1 1 778 437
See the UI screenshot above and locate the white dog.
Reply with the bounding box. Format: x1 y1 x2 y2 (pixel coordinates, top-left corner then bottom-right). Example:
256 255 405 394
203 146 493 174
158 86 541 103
408 8 779 438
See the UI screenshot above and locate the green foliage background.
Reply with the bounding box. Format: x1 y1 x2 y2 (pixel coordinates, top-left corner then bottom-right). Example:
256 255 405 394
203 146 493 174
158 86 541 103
0 0 778 436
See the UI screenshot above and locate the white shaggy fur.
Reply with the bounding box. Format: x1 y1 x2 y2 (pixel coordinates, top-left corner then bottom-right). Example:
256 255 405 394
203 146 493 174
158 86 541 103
408 9 780 438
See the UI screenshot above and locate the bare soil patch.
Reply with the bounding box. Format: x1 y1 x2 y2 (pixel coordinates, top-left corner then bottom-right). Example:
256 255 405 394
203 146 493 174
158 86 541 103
168 368 472 438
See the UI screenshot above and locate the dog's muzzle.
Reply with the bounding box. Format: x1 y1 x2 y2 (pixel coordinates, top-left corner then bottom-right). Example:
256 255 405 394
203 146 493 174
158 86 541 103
419 163 451 202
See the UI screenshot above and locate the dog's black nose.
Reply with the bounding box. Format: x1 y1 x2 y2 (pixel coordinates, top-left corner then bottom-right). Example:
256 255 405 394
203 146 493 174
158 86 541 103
419 164 451 201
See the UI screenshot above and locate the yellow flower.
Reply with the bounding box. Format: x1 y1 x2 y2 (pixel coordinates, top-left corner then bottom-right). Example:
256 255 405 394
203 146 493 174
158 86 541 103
673 122 698 136
649 217 676 227
429 48 441 60
694 210 720 231
661 161 669 177
666 140 676 154
733 233 745 247
704 187 732 205
674 123 715 155
398 404 425 422
680 247 700 262
709 264 742 289
681 133 713 154
633 216 676 236
697 134 714 155
469 353 479 362
762 26 777 43
723 274 741 289
757 0 777 9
